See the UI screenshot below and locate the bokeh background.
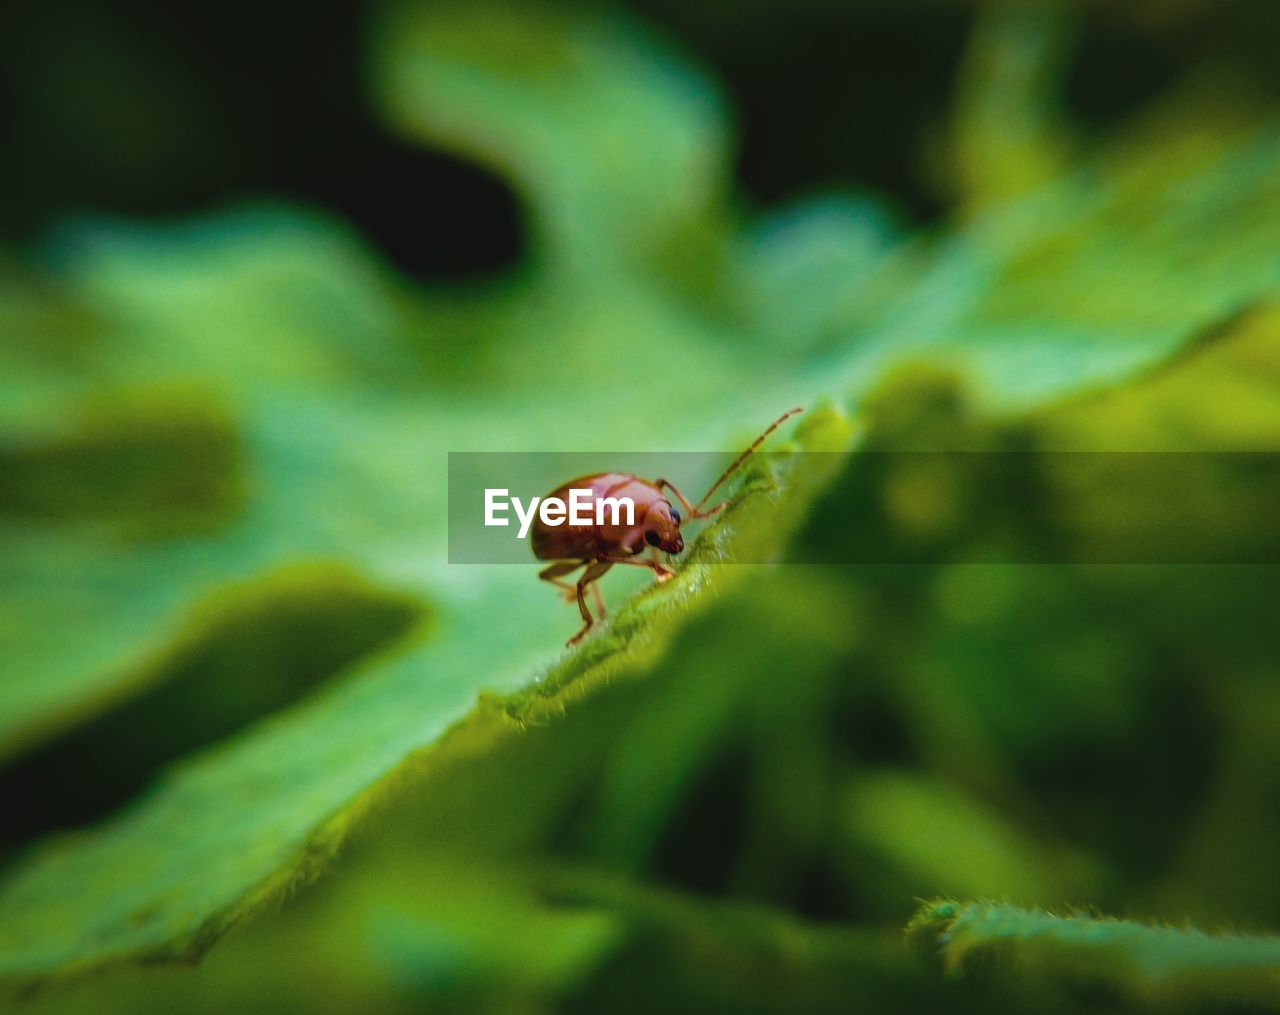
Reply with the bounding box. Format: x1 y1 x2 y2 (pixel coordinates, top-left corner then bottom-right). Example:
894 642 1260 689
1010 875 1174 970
4 0 1280 1012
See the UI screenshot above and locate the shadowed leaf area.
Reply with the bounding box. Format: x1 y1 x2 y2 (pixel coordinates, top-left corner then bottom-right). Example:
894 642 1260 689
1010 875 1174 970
0 564 427 861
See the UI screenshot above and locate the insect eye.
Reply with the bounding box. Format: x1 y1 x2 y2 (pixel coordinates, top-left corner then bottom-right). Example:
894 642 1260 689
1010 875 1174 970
670 509 681 526
645 530 663 547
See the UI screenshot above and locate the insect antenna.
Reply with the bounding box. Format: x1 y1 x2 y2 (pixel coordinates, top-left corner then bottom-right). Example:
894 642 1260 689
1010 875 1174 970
693 407 804 514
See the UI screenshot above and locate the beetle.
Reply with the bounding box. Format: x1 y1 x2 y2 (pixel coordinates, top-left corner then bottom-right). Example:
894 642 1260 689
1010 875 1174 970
533 408 803 645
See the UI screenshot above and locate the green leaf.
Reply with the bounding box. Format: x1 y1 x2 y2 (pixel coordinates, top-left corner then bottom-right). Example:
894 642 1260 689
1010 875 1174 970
909 899 1280 1009
843 772 1098 905
945 4 1075 209
373 0 730 271
6 0 1280 990
832 102 1280 410
0 407 854 984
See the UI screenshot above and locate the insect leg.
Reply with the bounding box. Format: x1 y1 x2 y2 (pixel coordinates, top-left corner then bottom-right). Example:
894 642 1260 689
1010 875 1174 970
539 560 585 602
568 560 613 645
654 479 696 515
655 478 725 520
597 553 674 582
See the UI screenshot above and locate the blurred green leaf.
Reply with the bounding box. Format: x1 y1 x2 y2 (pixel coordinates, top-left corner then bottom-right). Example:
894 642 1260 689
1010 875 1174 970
834 100 1280 410
843 772 1097 905
374 0 730 272
4 0 1280 995
910 899 1280 1009
945 4 1075 209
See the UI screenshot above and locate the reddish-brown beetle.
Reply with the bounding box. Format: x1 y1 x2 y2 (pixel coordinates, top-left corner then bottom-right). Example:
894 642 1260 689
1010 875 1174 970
533 408 803 645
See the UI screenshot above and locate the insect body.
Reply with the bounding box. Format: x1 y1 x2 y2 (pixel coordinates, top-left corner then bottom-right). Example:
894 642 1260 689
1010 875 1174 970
534 408 803 645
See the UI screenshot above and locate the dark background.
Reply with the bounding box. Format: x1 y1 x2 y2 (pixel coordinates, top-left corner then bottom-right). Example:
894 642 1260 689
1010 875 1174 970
4 0 1278 276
